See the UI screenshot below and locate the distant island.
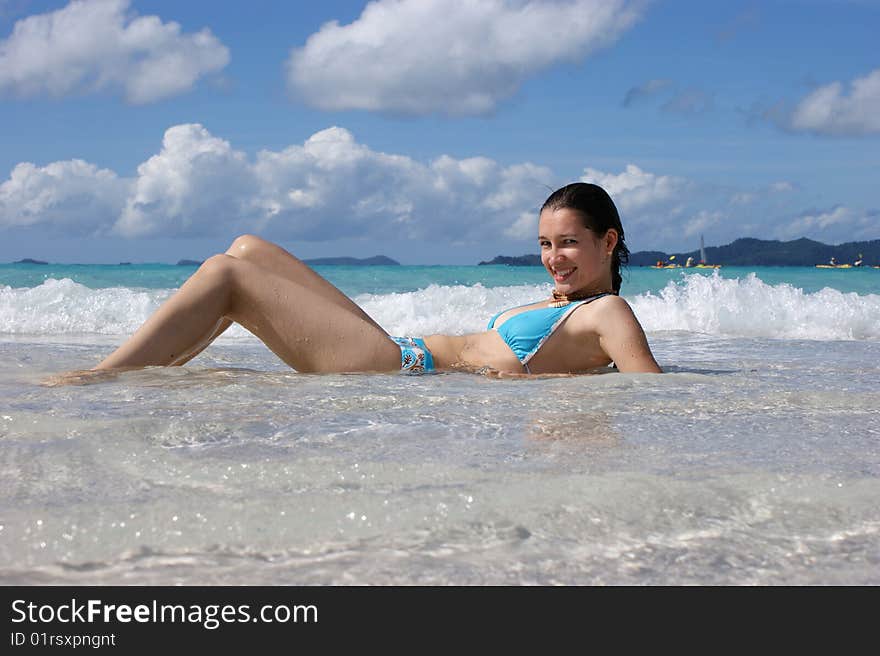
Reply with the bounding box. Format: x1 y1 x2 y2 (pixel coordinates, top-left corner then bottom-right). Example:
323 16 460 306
6 255 400 266
173 255 399 266
478 254 541 266
479 238 880 267
631 237 880 266
302 255 400 266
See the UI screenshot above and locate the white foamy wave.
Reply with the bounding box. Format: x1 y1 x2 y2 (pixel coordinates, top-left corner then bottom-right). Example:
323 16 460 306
0 278 258 340
0 278 169 335
630 272 880 340
3 274 879 342
0 278 550 340
357 283 551 336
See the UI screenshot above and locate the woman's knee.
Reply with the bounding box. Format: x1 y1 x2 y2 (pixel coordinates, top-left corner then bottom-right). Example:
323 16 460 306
195 254 244 314
226 234 287 262
197 254 238 288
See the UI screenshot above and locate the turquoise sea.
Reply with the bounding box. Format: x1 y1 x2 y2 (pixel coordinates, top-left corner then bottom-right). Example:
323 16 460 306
1 262 879 584
3 261 879 295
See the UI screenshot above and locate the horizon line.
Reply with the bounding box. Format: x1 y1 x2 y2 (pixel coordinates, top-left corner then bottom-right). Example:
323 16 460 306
4 234 880 267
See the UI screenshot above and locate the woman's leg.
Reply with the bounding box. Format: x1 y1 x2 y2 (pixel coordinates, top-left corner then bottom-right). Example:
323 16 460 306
94 254 402 373
226 235 383 326
171 234 383 365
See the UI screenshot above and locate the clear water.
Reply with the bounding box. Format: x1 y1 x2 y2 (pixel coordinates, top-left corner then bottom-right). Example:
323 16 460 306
3 261 879 296
1 264 879 584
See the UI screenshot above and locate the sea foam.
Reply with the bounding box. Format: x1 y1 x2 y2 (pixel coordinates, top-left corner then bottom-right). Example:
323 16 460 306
0 278 171 335
2 273 879 341
630 271 880 341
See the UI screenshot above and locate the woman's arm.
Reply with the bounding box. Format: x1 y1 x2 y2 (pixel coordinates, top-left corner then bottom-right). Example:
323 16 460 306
596 297 662 373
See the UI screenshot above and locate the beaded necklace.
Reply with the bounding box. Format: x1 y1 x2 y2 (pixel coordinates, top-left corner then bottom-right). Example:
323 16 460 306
549 288 615 308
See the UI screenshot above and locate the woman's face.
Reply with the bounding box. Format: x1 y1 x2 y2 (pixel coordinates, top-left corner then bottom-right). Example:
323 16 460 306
538 207 617 294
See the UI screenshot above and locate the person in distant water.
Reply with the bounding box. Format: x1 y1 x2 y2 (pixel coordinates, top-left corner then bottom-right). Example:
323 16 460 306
854 254 863 267
829 256 837 266
54 183 661 382
685 256 694 268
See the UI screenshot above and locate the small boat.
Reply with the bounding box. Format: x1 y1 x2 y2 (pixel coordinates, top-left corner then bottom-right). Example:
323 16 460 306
650 255 681 269
696 235 721 268
816 257 853 269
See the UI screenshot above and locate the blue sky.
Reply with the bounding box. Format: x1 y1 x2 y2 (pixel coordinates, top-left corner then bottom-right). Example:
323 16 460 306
1 0 878 264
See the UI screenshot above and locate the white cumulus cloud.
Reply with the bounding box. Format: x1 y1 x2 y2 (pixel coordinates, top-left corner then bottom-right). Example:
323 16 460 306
286 0 643 115
788 68 880 136
580 163 687 214
0 123 555 243
3 125 872 253
776 206 878 242
0 159 129 234
0 0 230 104
249 127 555 241
116 124 258 237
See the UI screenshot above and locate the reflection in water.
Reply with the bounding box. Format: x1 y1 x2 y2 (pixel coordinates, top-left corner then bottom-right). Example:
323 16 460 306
525 409 620 446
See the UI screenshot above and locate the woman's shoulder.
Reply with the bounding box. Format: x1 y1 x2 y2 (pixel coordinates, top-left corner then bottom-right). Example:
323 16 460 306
570 294 637 330
592 292 627 306
580 292 631 312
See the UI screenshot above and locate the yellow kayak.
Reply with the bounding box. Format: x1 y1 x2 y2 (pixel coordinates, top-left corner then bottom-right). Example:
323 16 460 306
650 264 681 269
694 264 721 269
815 264 852 269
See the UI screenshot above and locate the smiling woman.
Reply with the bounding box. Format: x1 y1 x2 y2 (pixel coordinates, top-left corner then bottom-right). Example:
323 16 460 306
51 183 661 383
481 183 661 374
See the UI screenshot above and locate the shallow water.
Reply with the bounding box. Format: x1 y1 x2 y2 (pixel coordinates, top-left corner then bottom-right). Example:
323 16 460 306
2 264 879 584
2 332 878 585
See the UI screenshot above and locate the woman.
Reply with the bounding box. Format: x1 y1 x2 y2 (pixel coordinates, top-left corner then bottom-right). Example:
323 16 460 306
88 183 661 377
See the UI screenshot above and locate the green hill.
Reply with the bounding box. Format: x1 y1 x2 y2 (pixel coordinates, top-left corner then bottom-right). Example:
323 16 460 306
302 255 400 266
479 238 879 266
478 254 542 266
630 237 880 266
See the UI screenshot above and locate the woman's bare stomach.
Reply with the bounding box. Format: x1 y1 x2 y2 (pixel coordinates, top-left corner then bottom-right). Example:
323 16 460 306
422 332 520 372
422 331 612 373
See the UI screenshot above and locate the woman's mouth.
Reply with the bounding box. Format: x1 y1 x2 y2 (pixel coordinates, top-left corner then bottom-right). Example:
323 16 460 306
552 267 576 283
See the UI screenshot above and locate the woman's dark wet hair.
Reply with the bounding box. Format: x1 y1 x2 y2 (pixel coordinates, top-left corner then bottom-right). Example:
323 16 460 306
541 182 629 294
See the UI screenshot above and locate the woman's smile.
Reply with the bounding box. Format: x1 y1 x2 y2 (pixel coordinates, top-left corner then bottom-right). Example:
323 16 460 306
550 266 576 283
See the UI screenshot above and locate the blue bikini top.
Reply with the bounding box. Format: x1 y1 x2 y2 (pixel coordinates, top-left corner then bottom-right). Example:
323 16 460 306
487 293 611 367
